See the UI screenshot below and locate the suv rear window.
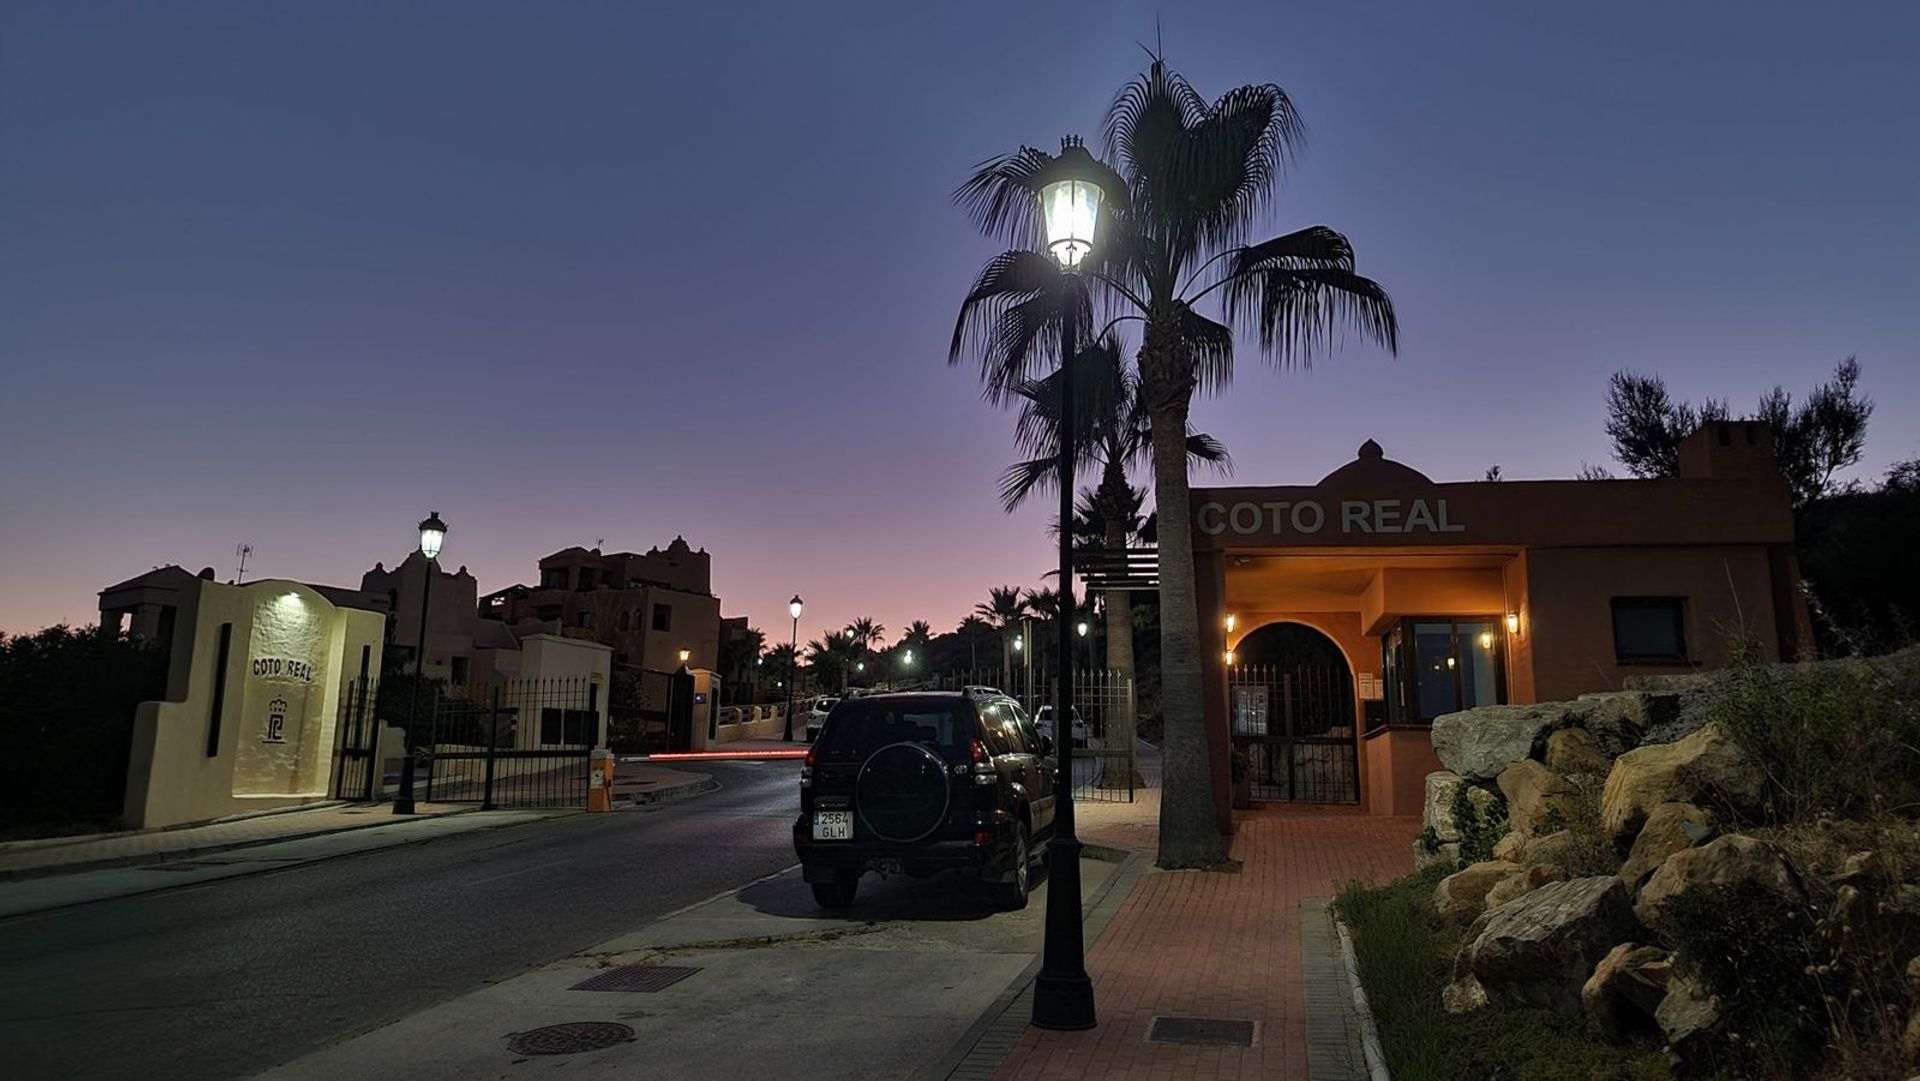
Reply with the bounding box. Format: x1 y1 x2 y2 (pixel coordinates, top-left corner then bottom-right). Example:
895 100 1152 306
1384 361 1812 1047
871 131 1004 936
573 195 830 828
815 698 976 761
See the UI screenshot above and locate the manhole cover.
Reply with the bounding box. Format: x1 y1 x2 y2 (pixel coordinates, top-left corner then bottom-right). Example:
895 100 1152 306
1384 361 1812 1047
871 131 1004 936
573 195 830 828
1147 1016 1258 1047
505 1021 634 1056
571 964 702 993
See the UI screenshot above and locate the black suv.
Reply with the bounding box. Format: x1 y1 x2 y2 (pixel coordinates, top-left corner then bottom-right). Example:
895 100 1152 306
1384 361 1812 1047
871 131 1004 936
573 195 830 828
793 692 1056 910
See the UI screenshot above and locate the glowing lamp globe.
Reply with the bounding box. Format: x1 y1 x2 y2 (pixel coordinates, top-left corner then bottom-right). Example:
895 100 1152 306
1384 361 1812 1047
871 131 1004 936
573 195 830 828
417 512 448 561
789 595 804 621
1038 137 1103 270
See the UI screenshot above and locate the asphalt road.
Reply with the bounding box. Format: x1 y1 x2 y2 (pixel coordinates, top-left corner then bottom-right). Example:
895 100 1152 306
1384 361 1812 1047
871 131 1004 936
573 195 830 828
0 760 802 1081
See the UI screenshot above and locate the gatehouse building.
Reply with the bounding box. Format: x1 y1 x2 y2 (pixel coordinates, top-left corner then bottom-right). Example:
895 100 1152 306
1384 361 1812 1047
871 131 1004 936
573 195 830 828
1190 421 1810 824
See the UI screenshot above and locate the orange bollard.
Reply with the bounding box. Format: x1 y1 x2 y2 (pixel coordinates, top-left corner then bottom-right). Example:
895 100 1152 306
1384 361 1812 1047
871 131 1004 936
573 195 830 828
588 749 613 812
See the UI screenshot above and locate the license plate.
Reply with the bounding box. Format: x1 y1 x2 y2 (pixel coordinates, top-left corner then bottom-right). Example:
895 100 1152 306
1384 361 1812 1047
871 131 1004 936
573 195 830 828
813 810 852 841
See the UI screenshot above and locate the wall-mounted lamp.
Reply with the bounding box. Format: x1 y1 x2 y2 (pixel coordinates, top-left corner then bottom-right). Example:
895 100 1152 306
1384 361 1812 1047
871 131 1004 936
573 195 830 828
1477 631 1494 651
678 649 691 665
1505 612 1520 635
1224 614 1237 634
1223 650 1237 665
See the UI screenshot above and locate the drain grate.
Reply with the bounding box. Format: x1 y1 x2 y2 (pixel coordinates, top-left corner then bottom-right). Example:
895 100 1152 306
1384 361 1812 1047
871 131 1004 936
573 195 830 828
505 1021 635 1056
571 964 702 993
1147 1016 1258 1047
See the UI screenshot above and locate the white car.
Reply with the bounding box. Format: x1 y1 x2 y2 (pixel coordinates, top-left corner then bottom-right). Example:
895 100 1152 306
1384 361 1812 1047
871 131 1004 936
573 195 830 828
1034 705 1090 748
804 697 840 741
960 685 1005 700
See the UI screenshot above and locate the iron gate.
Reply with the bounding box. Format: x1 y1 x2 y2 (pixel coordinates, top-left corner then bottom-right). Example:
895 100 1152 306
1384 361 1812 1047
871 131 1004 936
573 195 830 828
1228 663 1359 803
333 678 378 801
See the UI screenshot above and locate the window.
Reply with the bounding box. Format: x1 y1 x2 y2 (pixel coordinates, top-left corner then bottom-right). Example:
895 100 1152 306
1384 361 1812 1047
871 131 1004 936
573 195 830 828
619 611 631 631
540 568 567 589
1612 598 1687 663
539 707 595 745
575 611 593 629
651 604 672 632
449 657 469 685
1383 616 1505 725
577 568 596 591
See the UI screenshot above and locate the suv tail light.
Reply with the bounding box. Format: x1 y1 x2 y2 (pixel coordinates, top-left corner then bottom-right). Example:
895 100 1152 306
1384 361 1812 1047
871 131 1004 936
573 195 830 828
800 745 815 788
970 739 995 785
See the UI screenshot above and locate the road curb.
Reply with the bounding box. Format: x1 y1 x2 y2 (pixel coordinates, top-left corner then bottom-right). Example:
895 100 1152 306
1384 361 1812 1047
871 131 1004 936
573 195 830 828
916 843 1150 1081
0 805 487 882
620 777 722 806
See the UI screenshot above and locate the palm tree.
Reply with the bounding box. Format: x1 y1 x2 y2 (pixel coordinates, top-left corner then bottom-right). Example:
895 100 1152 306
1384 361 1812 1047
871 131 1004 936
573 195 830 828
764 642 798 696
806 635 854 694
955 614 994 671
1000 335 1228 691
900 620 934 649
845 617 885 652
974 585 1029 677
952 57 1397 868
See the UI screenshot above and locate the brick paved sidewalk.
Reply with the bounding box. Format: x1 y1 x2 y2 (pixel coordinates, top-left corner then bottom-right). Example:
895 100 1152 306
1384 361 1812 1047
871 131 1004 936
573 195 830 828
991 802 1418 1080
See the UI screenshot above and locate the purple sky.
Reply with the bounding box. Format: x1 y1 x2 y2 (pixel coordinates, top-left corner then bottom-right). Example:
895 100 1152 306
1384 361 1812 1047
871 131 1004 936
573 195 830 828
3 2 1916 643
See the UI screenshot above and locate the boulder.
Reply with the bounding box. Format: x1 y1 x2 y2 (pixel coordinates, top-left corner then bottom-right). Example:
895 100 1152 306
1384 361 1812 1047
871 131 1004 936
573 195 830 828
1527 829 1589 871
1432 704 1576 782
1414 839 1461 870
1654 976 1721 1062
1581 943 1673 1040
1422 770 1498 844
1619 802 1715 891
1574 691 1670 754
1499 759 1578 837
1493 830 1528 863
1434 860 1522 922
1544 726 1614 776
1599 723 1766 843
1486 863 1566 910
1635 834 1804 935
1446 876 1643 1016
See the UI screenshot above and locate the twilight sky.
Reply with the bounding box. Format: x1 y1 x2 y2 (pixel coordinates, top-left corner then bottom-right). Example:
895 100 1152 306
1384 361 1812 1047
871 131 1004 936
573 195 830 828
3 1 1916 642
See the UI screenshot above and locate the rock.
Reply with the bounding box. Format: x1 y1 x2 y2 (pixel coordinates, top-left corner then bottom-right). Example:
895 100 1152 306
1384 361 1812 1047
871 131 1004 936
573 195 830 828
1486 863 1566 910
1440 973 1488 1013
1432 704 1577 782
1435 860 1523 922
1574 691 1670 754
1619 802 1715 891
1422 771 1498 844
1654 976 1721 1061
1493 830 1528 863
1635 834 1804 935
1448 876 1643 1016
1599 723 1767 843
1499 759 1578 837
1527 829 1589 871
1544 726 1613 775
1833 850 1888 892
1414 838 1461 870
1581 943 1673 1040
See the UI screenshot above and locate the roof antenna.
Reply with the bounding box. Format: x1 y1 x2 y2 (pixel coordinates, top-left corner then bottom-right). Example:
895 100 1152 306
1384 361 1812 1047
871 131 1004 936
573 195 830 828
233 543 253 585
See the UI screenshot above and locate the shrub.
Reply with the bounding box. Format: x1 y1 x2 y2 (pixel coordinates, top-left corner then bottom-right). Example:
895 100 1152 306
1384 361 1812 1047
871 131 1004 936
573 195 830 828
0 625 167 833
1334 868 1671 1081
1703 639 1920 825
1452 780 1509 864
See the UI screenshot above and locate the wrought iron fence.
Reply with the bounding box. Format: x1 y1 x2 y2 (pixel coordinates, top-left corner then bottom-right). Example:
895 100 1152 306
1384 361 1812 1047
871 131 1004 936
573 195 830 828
333 678 379 801
1227 663 1358 803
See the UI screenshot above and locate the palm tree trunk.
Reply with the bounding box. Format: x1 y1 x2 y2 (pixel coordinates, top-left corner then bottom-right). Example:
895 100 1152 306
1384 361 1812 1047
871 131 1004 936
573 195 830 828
1097 468 1141 785
1142 333 1227 869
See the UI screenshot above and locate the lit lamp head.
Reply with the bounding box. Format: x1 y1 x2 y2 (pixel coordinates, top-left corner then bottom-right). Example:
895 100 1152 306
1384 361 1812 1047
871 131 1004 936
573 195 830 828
1224 614 1237 634
417 511 448 561
1076 621 1088 638
678 649 691 665
1505 611 1521 635
903 649 913 665
1223 650 1237 666
789 594 804 621
1037 137 1104 271
1012 636 1024 653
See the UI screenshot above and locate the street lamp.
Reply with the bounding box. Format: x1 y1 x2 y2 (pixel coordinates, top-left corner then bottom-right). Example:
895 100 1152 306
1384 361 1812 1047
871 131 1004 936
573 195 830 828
1076 620 1089 669
394 511 447 815
782 594 803 741
1032 135 1103 1032
679 648 692 665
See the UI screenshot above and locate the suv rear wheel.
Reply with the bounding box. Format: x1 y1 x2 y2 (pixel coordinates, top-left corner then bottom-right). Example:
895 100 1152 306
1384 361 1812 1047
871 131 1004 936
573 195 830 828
810 869 860 909
992 821 1031 910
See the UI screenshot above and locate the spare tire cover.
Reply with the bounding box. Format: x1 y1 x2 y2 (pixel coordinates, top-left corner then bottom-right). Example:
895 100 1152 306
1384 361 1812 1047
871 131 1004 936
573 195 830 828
855 742 952 843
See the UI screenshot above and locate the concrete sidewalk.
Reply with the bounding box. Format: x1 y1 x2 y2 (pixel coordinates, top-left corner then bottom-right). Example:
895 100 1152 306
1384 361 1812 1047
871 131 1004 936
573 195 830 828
252 847 1139 1081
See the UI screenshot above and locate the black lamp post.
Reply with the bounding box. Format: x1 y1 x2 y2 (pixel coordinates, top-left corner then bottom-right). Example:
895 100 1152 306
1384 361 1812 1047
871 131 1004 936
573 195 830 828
1031 136 1103 1031
393 511 447 815
781 594 803 741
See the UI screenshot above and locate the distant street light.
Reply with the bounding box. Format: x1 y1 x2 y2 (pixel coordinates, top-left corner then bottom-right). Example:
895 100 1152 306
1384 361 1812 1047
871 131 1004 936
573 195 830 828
782 595 803 742
394 511 447 815
678 648 692 666
1032 135 1104 1033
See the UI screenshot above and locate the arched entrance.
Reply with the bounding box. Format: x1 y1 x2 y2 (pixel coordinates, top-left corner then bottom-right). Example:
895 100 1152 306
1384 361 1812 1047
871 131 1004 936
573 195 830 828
1229 622 1359 803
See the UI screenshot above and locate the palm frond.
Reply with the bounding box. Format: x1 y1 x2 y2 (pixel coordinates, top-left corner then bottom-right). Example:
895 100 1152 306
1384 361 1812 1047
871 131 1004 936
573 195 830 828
1185 83 1304 250
954 146 1051 246
1223 263 1398 366
997 455 1058 512
1179 303 1236 394
1185 431 1232 473
949 249 1077 403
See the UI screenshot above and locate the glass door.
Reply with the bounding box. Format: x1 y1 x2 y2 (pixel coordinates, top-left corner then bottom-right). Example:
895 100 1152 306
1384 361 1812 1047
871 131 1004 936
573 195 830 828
1382 616 1505 724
